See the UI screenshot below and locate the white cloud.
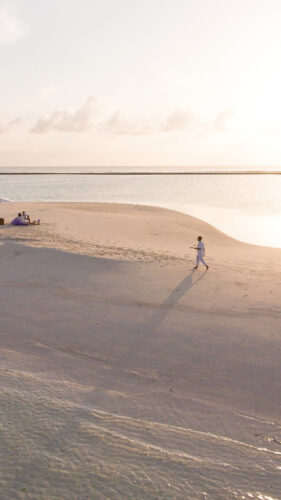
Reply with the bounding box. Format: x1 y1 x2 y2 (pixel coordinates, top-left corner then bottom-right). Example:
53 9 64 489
30 93 233 138
161 108 233 134
160 110 196 132
102 111 155 135
102 108 200 136
31 96 99 133
0 116 22 133
0 0 27 46
211 109 233 132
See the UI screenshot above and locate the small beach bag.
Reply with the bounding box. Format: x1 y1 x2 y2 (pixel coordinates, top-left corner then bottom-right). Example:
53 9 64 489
0 218 4 225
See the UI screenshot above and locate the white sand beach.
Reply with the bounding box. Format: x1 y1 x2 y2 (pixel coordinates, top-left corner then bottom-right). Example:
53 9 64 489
0 202 280 499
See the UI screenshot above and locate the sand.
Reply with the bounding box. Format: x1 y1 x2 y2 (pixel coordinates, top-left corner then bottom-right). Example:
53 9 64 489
0 202 280 499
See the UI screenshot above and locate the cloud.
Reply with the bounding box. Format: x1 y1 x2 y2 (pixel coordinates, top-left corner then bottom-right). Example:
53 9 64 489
101 111 155 135
160 110 196 132
160 108 233 134
102 109 199 136
211 109 233 132
30 93 233 138
0 117 22 133
31 96 99 133
0 0 27 46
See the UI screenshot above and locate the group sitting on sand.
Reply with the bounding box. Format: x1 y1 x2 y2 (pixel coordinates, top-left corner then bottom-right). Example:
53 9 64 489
11 211 40 226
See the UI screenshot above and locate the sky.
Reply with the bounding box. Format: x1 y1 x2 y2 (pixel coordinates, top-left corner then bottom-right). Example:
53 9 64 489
1 0 281 168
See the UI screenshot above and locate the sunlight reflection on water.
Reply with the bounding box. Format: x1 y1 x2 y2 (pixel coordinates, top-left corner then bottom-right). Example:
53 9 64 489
0 173 280 248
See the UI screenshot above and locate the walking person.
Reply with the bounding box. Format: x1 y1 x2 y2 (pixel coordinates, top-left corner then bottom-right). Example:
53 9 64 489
192 236 209 270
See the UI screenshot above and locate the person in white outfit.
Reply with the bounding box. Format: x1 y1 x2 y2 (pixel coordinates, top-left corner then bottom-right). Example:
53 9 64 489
192 236 209 270
22 210 31 223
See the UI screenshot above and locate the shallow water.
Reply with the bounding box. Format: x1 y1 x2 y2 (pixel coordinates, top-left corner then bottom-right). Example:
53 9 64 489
0 171 281 247
1 366 281 500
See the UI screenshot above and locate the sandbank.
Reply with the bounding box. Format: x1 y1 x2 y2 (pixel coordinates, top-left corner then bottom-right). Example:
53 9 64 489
0 202 280 499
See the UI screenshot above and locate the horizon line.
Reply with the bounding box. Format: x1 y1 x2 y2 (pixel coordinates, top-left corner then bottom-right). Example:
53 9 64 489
0 170 280 175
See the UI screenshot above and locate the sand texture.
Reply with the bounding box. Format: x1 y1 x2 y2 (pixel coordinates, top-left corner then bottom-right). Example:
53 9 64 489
0 202 280 499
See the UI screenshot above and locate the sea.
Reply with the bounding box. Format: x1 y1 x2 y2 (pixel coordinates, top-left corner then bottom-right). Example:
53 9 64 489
0 167 281 248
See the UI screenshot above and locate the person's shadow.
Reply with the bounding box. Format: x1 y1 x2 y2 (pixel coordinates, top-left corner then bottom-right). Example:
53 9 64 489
145 269 207 331
121 269 208 368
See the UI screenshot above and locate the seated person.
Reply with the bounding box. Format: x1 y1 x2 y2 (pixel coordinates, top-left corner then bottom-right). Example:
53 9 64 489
11 213 29 225
13 211 40 225
22 210 31 223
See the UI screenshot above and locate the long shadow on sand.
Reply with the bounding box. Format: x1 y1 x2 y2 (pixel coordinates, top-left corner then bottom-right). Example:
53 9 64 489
145 269 207 331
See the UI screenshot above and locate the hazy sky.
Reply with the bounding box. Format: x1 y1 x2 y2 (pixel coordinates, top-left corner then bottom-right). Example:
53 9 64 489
1 0 281 167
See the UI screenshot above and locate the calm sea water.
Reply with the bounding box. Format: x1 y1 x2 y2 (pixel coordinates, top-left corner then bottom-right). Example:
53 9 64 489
1 171 280 248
